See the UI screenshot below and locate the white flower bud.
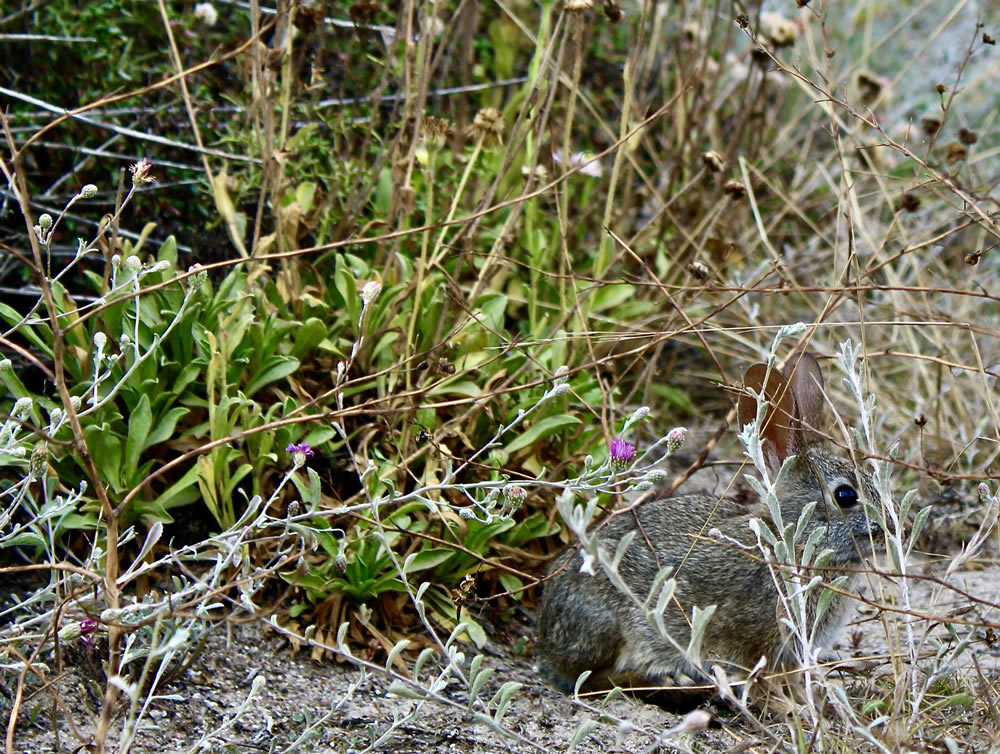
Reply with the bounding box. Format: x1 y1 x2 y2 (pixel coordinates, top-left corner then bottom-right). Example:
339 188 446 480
111 254 121 268
630 406 650 422
93 332 107 350
69 396 82 411
150 260 172 273
38 213 53 230
0 358 11 372
124 256 142 274
80 184 99 199
360 280 382 306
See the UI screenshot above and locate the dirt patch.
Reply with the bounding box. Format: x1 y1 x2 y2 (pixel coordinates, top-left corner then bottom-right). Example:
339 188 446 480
7 551 1000 753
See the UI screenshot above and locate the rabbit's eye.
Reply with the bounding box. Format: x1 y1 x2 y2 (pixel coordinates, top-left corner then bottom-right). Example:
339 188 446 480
833 484 859 508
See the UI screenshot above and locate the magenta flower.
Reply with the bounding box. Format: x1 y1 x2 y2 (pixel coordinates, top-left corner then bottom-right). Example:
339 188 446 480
609 437 636 471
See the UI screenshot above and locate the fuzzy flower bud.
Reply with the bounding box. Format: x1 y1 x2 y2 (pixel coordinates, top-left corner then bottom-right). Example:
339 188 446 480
124 256 142 275
38 213 54 231
503 485 527 511
360 280 381 306
553 365 570 384
93 332 107 351
0 358 11 372
48 407 62 427
80 184 99 199
69 396 82 412
644 468 667 484
630 406 650 423
193 1 219 26
29 442 48 480
150 260 172 273
667 427 687 453
58 621 84 642
12 397 33 419
549 383 570 398
111 254 121 268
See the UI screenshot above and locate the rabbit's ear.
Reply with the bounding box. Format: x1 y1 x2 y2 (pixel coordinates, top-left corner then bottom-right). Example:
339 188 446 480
739 363 797 465
783 352 825 442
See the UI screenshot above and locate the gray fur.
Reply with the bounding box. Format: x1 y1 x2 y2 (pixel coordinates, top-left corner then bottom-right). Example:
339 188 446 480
536 356 883 693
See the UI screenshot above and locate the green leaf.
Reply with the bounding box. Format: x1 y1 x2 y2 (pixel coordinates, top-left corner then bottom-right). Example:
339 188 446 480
591 283 635 312
402 547 454 576
426 379 481 399
157 235 178 266
291 318 327 358
245 356 300 397
505 414 581 453
85 425 122 489
144 407 190 449
124 394 153 478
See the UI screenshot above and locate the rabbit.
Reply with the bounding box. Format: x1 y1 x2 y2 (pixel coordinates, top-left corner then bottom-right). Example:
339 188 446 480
536 353 883 695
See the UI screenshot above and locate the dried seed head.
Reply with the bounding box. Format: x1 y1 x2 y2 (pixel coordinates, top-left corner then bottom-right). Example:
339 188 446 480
688 260 710 280
965 250 982 265
735 13 750 29
760 12 797 47
293 5 324 34
920 115 942 136
898 192 921 213
521 164 549 185
563 0 593 12
422 116 453 151
722 179 746 200
468 108 505 149
701 150 726 172
854 71 889 107
984 32 996 45
683 21 702 43
945 142 968 164
958 127 978 145
603 0 623 23
349 0 379 25
397 184 417 216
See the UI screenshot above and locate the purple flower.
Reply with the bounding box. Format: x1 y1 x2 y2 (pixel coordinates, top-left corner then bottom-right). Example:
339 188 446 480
609 437 636 471
286 442 314 467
